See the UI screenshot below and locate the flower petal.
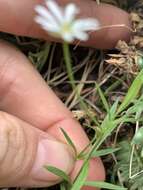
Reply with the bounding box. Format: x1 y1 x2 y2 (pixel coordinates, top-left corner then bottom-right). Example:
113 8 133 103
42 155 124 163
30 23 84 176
64 3 79 23
61 32 74 42
73 18 100 32
35 5 59 27
45 0 64 23
35 16 59 33
73 31 89 41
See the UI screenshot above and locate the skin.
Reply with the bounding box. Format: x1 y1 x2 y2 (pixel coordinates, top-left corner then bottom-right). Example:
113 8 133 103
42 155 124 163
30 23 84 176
0 0 131 189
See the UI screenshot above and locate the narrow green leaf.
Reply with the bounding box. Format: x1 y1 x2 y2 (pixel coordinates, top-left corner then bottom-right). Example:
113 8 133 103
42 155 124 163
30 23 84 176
61 128 77 155
125 96 143 116
100 120 116 147
45 166 71 183
118 69 143 113
109 98 119 119
91 147 120 157
132 127 143 145
60 183 67 190
98 103 118 148
29 42 51 71
71 161 89 190
100 99 119 134
96 83 110 113
85 181 127 190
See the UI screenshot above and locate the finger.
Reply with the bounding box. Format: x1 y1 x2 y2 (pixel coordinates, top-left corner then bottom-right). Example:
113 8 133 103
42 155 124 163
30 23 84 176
0 40 92 151
0 41 105 188
0 111 74 187
0 0 131 48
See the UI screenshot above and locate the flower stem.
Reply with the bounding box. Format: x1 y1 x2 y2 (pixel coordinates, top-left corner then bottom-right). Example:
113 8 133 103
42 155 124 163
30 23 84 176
63 42 76 90
63 42 98 123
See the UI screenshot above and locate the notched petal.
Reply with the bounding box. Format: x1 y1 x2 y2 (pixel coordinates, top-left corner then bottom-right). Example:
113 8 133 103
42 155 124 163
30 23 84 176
64 3 79 23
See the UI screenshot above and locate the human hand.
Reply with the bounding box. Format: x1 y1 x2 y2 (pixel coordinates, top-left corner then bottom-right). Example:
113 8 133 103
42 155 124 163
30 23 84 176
0 0 131 189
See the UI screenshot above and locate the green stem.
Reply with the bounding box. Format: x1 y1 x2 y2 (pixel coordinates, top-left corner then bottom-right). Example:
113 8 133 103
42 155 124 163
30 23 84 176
63 42 98 126
73 137 102 183
63 42 76 90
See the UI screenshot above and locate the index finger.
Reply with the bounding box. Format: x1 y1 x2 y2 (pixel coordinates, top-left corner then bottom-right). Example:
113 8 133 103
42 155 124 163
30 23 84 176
0 0 131 48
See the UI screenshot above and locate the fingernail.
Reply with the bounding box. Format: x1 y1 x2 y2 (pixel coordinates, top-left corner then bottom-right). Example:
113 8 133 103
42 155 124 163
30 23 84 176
31 139 74 182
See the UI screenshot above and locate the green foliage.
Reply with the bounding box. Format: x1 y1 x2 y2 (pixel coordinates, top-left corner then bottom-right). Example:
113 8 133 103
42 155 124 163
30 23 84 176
68 67 143 189
57 49 143 189
45 166 71 184
85 181 127 190
91 147 120 157
138 57 143 69
116 141 143 190
61 128 77 156
132 127 143 145
117 69 143 114
29 42 51 71
71 162 89 190
60 183 67 190
96 82 110 113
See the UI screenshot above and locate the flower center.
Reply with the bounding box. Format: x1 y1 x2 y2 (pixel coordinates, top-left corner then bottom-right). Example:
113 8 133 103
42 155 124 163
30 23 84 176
61 22 72 33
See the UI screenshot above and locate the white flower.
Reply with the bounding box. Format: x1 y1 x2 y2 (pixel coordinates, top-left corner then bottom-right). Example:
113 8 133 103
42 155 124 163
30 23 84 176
35 0 100 42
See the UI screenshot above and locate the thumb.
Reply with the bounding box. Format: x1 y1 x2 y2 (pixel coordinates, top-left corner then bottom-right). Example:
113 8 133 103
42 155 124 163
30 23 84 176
0 111 74 187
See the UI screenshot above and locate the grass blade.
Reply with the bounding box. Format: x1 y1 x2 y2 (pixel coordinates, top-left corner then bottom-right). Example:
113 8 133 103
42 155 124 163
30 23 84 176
96 83 110 113
91 147 120 157
85 181 127 190
118 69 143 114
45 166 71 183
71 161 89 190
61 128 77 155
60 183 67 190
